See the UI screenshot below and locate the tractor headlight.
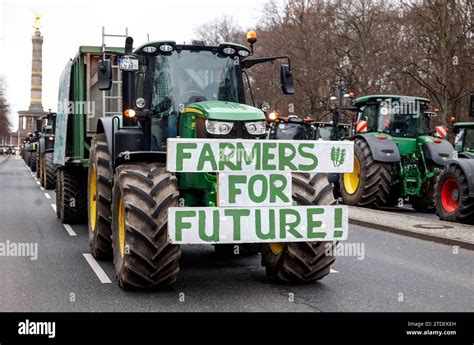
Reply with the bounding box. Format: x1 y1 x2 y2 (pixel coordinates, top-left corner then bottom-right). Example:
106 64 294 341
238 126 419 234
245 121 266 135
205 120 234 135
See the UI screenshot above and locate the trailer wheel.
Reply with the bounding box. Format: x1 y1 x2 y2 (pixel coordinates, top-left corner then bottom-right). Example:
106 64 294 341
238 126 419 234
260 172 338 283
29 151 37 172
112 163 181 289
435 165 474 224
56 169 63 219
88 134 113 259
44 152 57 190
59 167 87 224
340 138 391 208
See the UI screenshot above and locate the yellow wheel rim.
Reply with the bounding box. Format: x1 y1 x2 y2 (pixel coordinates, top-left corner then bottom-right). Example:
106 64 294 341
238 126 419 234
118 195 126 258
89 163 97 231
343 156 361 195
269 243 283 255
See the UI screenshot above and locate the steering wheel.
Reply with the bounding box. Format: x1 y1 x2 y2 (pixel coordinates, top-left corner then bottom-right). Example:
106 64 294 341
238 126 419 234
180 90 208 105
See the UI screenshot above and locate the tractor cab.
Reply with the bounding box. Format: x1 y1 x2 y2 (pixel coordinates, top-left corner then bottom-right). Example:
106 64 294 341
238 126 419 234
267 113 315 140
354 95 431 138
314 122 352 141
453 122 474 158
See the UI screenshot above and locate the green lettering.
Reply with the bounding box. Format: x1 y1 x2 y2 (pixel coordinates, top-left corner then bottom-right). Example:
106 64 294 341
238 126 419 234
248 174 268 203
197 143 218 171
278 143 297 170
262 142 277 170
176 143 197 171
279 208 303 239
307 208 326 239
228 174 247 204
256 209 276 240
218 143 239 171
270 174 290 203
298 143 318 171
236 143 261 170
175 210 195 241
224 209 250 241
198 210 219 242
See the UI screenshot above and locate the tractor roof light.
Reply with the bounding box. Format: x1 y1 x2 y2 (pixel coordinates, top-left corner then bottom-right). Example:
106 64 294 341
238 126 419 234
124 109 136 118
246 31 257 54
450 116 456 124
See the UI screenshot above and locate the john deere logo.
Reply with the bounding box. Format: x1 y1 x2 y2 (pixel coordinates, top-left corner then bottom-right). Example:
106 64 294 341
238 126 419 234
331 147 346 167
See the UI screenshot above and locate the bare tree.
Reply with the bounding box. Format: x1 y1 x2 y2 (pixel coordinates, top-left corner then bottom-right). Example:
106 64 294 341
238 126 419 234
195 15 245 45
0 77 11 140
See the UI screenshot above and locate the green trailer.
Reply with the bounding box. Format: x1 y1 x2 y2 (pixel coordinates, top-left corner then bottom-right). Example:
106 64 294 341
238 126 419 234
53 46 124 223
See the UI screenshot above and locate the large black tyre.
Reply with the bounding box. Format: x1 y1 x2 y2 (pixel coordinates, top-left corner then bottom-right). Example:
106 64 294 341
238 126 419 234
260 172 337 283
44 152 57 190
29 151 37 172
36 151 41 178
112 163 181 289
88 134 113 259
410 163 441 213
39 154 45 186
434 165 474 224
58 168 87 224
340 138 391 208
24 150 30 166
214 243 259 256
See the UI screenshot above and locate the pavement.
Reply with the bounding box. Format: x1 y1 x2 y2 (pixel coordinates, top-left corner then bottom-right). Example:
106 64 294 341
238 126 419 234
349 206 474 250
0 156 473 312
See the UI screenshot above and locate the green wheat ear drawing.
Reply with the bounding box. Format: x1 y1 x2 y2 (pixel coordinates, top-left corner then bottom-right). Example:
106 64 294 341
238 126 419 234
331 147 346 167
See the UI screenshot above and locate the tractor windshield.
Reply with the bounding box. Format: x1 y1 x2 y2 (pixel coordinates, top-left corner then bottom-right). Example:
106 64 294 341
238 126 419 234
149 50 239 114
359 101 428 137
274 123 314 140
464 128 474 153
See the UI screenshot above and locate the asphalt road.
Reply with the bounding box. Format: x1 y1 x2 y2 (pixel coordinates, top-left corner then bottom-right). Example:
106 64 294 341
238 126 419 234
0 155 472 312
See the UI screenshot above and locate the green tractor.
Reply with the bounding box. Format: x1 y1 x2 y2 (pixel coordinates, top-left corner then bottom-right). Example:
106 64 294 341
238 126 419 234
36 112 57 189
434 95 474 224
23 132 39 172
52 33 345 289
340 95 454 211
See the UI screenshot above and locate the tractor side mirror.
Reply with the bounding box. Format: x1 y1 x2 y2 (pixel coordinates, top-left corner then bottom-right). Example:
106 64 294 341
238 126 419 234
280 64 294 95
98 59 113 90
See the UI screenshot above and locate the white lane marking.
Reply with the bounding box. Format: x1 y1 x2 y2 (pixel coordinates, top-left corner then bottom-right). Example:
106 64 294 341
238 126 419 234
63 224 77 236
36 181 40 185
51 204 56 212
83 253 112 284
330 269 339 274
44 193 51 199
40 186 45 191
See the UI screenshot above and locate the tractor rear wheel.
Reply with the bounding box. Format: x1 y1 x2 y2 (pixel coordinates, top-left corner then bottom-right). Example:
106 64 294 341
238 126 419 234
88 134 113 259
44 152 57 190
410 163 441 213
58 167 87 224
111 163 181 289
340 138 391 208
435 165 474 224
36 152 41 178
29 151 37 172
39 154 45 186
260 172 337 283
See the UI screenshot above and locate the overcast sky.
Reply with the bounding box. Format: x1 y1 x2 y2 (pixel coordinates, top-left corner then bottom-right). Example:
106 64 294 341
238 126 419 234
0 0 269 131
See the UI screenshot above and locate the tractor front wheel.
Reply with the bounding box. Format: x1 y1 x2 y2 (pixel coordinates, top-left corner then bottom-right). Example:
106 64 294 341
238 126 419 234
435 165 474 224
111 163 181 289
88 134 113 259
43 152 57 190
340 138 391 208
58 167 87 224
260 172 337 283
